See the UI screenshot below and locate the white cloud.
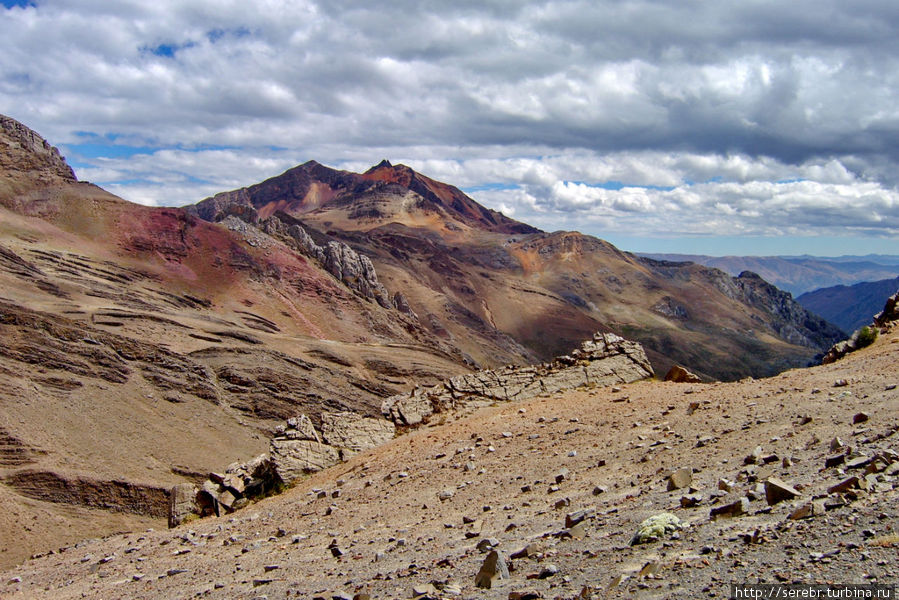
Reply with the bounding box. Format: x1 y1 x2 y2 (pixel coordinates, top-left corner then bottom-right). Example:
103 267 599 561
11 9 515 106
2 0 899 252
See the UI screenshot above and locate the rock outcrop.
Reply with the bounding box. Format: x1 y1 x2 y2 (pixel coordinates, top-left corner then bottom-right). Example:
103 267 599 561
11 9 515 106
0 114 76 182
874 290 899 328
664 364 703 383
170 411 396 526
382 332 654 427
186 199 395 308
822 289 898 363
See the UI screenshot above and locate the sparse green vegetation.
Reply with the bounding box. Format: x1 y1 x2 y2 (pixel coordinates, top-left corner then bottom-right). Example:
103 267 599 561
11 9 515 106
855 325 878 349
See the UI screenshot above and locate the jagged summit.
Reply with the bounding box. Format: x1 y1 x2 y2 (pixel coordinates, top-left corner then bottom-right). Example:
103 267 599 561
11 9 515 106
0 114 76 183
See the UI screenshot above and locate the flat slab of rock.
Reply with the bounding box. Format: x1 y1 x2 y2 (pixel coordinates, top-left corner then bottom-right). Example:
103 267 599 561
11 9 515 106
270 439 340 483
764 477 801 505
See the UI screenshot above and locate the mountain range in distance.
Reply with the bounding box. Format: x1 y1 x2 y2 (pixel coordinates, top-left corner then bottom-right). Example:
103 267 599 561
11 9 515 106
639 253 899 297
796 276 899 333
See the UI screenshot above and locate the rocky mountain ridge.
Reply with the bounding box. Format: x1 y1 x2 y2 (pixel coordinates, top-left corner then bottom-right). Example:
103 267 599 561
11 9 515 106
189 160 844 381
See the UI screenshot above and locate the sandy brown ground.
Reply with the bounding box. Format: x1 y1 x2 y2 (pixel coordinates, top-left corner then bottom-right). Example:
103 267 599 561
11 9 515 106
2 329 898 599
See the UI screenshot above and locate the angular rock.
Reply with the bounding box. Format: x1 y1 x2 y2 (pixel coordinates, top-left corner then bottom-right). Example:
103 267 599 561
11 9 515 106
475 550 510 589
320 411 395 458
828 476 861 495
168 483 199 528
680 493 703 508
664 365 702 383
825 454 846 468
270 438 341 483
764 477 801 505
789 500 827 520
510 543 541 559
667 467 693 491
565 508 595 528
710 498 750 520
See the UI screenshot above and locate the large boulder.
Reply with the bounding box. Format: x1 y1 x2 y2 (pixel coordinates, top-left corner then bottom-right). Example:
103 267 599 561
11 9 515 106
168 483 199 528
270 439 341 484
320 411 396 459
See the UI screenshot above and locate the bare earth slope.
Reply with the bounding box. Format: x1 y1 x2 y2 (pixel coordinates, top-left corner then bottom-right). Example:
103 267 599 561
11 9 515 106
190 161 844 381
3 318 897 599
0 116 468 569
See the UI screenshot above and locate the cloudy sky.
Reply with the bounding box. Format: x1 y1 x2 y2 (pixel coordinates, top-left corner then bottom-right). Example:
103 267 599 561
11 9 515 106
2 0 898 255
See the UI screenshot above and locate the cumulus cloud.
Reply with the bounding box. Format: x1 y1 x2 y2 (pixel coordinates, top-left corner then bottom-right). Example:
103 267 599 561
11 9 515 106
1 0 899 252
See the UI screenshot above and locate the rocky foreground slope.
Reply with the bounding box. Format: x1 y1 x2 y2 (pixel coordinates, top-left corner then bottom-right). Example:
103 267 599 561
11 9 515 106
4 316 897 599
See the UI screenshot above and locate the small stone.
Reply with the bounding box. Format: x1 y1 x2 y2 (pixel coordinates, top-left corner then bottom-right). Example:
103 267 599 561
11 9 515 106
438 488 455 501
846 456 873 470
592 485 607 495
667 467 693 491
764 477 801 505
744 446 763 465
167 569 188 576
710 498 750 520
827 476 861 495
830 437 845 452
510 543 541 559
680 493 703 508
477 538 499 552
718 478 735 492
825 454 846 468
411 583 438 597
568 521 587 539
508 591 543 600
834 379 848 387
475 550 510 589
638 561 662 578
554 469 569 484
853 412 869 424
537 564 559 579
565 508 595 528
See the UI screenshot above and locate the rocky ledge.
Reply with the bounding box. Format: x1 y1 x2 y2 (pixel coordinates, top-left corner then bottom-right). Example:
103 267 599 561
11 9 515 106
382 332 654 427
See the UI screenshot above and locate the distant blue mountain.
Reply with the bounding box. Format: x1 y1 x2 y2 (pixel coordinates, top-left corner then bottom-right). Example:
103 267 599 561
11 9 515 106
797 276 899 333
638 254 899 297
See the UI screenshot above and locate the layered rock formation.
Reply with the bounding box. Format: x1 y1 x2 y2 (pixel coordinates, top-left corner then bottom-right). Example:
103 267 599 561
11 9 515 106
0 115 76 183
187 199 396 309
382 333 654 427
